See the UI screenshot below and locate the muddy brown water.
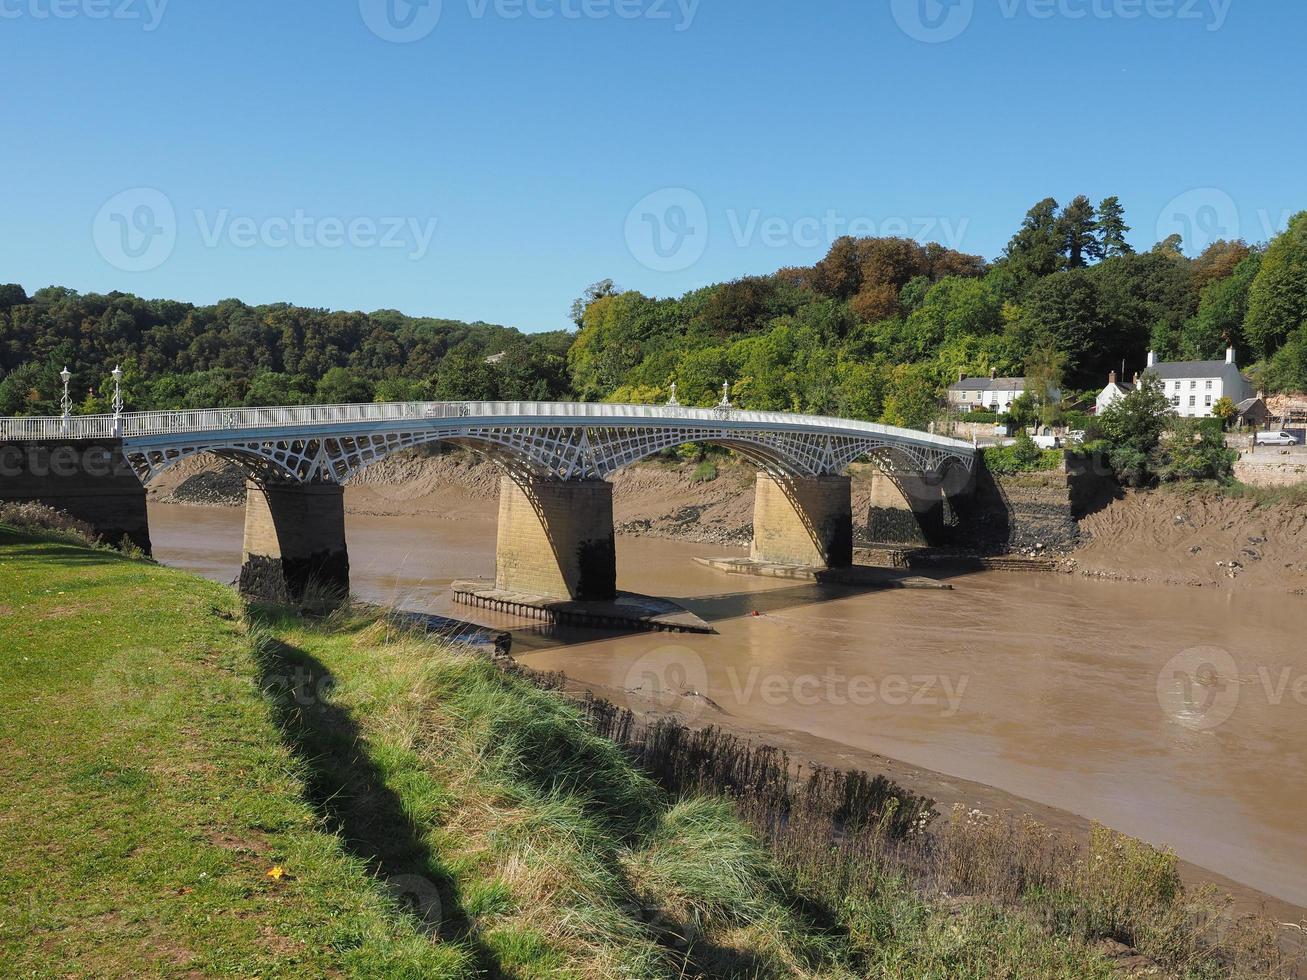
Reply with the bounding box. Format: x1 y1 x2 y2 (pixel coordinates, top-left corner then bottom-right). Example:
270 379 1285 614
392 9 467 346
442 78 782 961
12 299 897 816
149 502 1307 909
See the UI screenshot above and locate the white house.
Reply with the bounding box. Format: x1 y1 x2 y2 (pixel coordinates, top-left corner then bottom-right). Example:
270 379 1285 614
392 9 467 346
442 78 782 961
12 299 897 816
1095 370 1137 414
947 373 1060 413
1143 347 1254 418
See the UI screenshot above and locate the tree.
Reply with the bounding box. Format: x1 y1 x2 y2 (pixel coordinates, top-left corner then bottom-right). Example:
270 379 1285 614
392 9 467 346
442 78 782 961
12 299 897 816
1024 345 1066 426
1245 212 1307 358
1191 240 1252 294
0 284 28 310
879 363 939 430
1212 396 1237 425
569 279 618 328
1014 271 1105 381
1264 324 1307 394
315 366 374 404
1095 197 1133 259
432 348 499 400
1154 418 1236 482
1059 195 1101 268
1003 392 1039 428
1180 250 1262 360
1096 374 1175 485
1004 198 1064 281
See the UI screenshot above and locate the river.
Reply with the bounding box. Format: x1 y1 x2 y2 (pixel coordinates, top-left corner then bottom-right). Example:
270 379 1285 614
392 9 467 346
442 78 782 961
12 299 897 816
149 502 1307 909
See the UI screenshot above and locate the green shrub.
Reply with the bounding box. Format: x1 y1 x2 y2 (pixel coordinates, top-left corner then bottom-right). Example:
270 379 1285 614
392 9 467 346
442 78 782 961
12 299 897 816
690 461 718 483
961 410 999 423
984 432 1062 475
0 502 100 547
1063 410 1092 431
1154 419 1236 482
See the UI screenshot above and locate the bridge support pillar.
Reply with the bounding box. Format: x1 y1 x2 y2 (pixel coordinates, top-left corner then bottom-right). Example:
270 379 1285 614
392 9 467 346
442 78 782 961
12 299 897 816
865 470 947 546
239 481 349 604
750 473 853 568
495 475 616 601
0 439 150 552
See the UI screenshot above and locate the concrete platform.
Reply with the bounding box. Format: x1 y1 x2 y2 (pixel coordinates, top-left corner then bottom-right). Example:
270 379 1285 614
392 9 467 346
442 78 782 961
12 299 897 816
451 581 714 634
693 556 953 591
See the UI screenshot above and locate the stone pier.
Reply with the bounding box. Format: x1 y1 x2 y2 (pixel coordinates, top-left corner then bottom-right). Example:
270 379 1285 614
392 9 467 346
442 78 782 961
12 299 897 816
239 481 349 603
865 470 947 546
0 439 151 552
750 473 853 569
495 476 617 600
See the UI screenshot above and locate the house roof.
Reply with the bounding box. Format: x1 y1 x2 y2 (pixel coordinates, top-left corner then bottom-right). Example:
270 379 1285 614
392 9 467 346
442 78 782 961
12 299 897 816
1103 381 1136 394
1236 397 1267 414
948 377 1025 392
1146 360 1231 379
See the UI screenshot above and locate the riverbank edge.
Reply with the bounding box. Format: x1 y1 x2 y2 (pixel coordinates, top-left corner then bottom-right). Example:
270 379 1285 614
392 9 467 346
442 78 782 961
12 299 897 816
526 662 1307 943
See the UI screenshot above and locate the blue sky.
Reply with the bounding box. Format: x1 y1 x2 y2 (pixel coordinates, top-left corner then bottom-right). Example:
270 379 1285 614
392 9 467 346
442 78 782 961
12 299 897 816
1 0 1302 332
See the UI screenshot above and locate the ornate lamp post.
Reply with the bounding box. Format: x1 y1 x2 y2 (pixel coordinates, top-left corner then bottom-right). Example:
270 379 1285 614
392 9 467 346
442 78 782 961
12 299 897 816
60 366 72 426
717 381 733 409
111 365 124 435
666 382 680 407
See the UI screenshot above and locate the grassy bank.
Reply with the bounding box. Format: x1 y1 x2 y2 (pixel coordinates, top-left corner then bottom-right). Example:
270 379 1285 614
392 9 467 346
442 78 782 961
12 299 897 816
0 526 1291 977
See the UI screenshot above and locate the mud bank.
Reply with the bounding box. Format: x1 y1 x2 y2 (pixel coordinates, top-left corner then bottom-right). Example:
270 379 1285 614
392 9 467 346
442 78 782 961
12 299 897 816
1073 486 1307 593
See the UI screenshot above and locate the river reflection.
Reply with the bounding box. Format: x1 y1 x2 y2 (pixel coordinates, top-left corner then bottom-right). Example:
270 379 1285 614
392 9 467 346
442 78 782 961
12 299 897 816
149 502 1307 907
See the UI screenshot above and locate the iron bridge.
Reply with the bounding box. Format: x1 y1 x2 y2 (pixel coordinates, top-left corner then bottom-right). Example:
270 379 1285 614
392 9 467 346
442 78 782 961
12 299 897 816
0 401 978 486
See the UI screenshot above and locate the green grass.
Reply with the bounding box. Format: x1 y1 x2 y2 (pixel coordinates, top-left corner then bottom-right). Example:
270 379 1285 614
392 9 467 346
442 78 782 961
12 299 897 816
0 527 469 977
6 525 1282 978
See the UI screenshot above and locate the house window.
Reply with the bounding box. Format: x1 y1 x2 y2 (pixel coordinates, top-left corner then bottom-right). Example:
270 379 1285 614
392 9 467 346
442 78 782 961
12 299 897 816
1189 396 1196 407
1205 395 1212 406
1171 396 1180 406
1205 380 1213 390
1190 380 1197 389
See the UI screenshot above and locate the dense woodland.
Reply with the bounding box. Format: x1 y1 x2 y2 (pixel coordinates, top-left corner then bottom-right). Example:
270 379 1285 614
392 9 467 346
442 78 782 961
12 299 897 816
4 197 1307 427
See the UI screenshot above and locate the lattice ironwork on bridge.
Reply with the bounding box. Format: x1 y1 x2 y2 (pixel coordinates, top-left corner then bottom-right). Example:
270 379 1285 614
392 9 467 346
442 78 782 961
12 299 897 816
0 400 977 487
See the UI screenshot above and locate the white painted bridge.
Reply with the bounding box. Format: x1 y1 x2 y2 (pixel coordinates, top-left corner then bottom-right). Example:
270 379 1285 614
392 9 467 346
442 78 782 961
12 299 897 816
0 400 978 486
2 401 987 603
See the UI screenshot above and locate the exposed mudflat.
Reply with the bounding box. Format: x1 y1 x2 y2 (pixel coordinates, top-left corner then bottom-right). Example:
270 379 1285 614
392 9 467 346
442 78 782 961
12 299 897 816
1073 487 1307 593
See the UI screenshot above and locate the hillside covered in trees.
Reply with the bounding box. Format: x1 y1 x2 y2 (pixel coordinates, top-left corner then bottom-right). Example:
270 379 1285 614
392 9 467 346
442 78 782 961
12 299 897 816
3 197 1307 427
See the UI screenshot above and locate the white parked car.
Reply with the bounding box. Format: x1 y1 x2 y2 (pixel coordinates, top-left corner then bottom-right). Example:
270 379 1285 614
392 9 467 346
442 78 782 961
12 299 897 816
1255 430 1300 446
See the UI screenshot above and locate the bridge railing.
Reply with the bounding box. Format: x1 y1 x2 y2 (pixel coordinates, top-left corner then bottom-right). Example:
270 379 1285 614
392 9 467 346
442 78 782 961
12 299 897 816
0 400 976 451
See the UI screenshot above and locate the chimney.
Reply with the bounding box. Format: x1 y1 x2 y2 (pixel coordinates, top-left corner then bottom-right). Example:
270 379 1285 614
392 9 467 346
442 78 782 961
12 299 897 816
1146 350 1157 368
990 367 997 380
1109 370 1117 385
1226 346 1236 365
1132 372 1140 385
958 369 966 383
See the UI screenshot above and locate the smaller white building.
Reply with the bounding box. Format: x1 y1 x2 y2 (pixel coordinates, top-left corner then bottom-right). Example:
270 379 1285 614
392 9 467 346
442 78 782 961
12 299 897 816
1144 347 1254 418
947 374 1053 413
1095 370 1136 414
